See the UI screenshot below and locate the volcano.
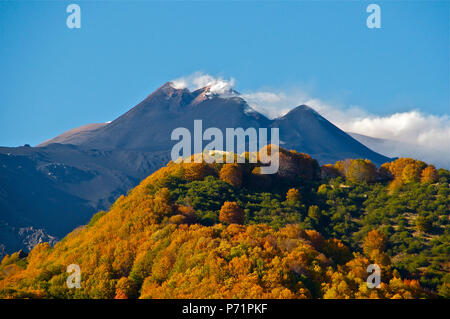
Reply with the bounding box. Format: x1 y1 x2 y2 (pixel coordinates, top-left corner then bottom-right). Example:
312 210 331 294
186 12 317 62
0 81 390 257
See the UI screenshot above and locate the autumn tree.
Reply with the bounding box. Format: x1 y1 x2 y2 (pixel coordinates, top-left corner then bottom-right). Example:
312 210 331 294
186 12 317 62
402 163 423 183
169 205 197 225
388 178 403 194
362 230 390 265
421 165 438 184
286 188 301 204
184 162 211 181
151 252 175 283
387 158 426 180
333 160 345 176
363 230 387 257
114 277 138 299
219 201 245 225
387 158 416 178
151 188 174 222
176 205 197 224
345 159 377 183
219 163 243 188
169 214 187 225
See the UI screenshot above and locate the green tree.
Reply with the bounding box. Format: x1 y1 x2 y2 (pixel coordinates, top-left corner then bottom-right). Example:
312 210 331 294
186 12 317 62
416 215 432 233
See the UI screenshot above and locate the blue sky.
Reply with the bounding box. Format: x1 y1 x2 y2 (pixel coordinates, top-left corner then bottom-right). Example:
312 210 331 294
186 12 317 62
0 0 448 148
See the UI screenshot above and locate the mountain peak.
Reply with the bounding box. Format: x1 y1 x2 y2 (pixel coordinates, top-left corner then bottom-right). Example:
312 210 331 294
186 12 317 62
187 86 240 105
155 81 190 95
138 81 195 109
291 104 316 113
280 104 321 120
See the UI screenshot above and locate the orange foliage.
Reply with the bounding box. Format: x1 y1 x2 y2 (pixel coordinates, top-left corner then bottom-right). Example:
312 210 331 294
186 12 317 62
183 162 211 181
115 277 137 299
387 158 417 178
219 163 243 187
219 201 245 225
0 150 433 300
421 165 438 184
361 229 390 268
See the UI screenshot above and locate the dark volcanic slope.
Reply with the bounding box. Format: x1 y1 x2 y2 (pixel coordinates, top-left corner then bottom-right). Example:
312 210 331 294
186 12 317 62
0 144 171 258
0 82 390 258
38 123 108 147
51 83 271 151
272 105 389 165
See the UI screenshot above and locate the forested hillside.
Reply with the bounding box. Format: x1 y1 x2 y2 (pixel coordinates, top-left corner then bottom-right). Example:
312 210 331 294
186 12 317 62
0 148 448 299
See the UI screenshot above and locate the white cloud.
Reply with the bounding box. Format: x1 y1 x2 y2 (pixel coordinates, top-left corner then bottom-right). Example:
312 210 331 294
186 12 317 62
339 111 450 168
170 73 450 168
294 98 449 168
251 93 450 168
240 91 298 119
171 72 236 96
